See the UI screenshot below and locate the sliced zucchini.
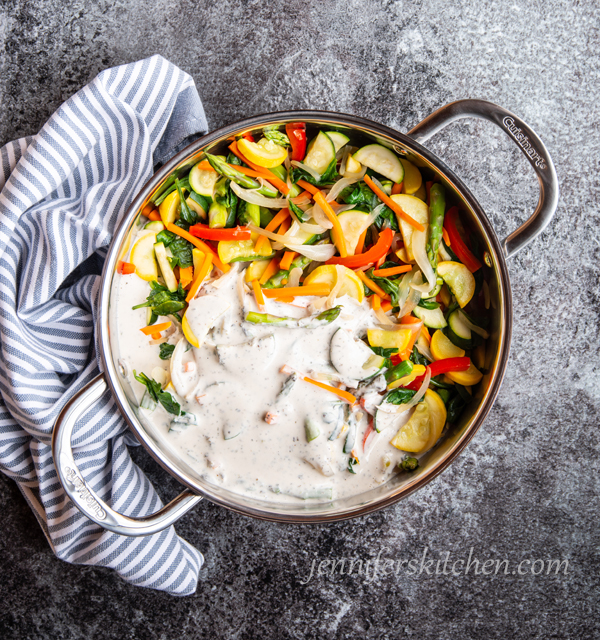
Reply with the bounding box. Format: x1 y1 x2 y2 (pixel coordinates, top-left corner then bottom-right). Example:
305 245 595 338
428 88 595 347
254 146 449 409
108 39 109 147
448 309 471 340
189 163 219 197
130 233 158 281
324 131 350 152
353 144 404 183
218 239 259 264
144 221 165 232
413 306 447 329
437 261 476 308
367 328 412 351
154 242 178 292
330 328 380 382
330 209 370 255
399 159 423 195
390 194 429 261
186 196 207 219
421 281 442 299
303 131 336 175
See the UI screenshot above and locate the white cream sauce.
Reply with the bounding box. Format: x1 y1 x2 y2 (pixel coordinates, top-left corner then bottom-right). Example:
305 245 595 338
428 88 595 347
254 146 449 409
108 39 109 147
115 244 417 503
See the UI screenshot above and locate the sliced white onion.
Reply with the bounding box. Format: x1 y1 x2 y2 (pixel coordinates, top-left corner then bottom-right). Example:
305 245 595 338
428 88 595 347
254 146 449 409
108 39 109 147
288 208 326 235
326 172 366 203
410 228 436 294
230 181 288 209
311 201 333 229
286 267 303 288
283 242 336 262
379 368 431 414
291 160 321 182
284 154 291 171
415 338 434 362
374 307 395 326
458 310 490 339
339 147 349 177
396 268 416 310
399 271 422 317
325 265 346 308
330 203 357 214
370 176 387 198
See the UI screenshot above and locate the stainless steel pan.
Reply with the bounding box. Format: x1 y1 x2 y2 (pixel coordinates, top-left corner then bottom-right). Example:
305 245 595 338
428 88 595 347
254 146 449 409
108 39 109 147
52 100 558 535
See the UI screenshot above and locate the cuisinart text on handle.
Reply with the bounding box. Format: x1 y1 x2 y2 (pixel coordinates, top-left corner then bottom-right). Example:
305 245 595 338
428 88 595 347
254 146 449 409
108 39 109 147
65 466 107 520
503 117 547 170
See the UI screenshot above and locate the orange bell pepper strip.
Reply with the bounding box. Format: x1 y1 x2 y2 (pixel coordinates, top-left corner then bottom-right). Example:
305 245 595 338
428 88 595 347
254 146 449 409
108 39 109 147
303 378 356 404
327 228 394 269
254 207 290 256
372 265 412 277
262 284 331 298
140 321 172 335
165 223 229 273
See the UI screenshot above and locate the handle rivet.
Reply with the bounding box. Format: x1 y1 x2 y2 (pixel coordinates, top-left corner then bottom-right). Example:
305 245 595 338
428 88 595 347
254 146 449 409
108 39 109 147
118 359 128 378
483 251 493 268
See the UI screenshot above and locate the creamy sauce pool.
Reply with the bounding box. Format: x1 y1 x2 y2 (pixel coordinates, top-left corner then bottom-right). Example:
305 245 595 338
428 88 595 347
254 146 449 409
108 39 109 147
116 236 415 503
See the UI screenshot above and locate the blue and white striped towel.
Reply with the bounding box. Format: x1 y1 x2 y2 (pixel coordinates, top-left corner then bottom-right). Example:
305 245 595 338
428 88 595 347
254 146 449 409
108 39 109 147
0 56 209 595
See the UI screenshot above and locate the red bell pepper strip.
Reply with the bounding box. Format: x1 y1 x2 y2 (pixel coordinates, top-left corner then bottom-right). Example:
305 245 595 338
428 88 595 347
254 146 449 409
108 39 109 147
117 260 136 275
326 228 394 269
189 224 251 241
243 133 255 142
443 207 482 273
286 123 307 161
404 357 471 390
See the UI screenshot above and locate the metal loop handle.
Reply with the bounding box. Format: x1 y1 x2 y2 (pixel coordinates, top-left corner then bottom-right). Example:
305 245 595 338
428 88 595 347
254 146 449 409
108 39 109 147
52 374 203 537
408 99 559 258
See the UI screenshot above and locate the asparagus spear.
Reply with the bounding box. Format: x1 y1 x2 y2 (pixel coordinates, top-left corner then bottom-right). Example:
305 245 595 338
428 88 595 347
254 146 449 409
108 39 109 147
427 183 446 268
205 153 278 197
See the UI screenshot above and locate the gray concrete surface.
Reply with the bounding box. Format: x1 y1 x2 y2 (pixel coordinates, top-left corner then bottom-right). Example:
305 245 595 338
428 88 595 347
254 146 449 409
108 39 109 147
0 0 598 638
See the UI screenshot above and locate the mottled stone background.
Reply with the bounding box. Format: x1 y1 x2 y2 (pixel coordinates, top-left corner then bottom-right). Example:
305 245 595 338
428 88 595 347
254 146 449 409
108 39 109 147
0 0 598 638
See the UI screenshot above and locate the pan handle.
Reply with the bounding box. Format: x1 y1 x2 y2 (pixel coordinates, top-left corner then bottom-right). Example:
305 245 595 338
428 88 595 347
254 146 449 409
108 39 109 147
52 373 203 537
408 99 559 259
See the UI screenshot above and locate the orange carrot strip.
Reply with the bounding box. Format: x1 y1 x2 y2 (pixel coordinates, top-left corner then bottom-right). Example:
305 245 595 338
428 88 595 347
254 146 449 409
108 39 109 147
292 190 312 203
381 300 392 312
355 230 367 254
255 208 290 255
280 251 297 271
165 223 229 273
150 332 162 340
228 141 290 195
277 216 291 236
421 325 431 342
179 265 194 288
262 284 331 298
399 314 422 324
391 182 403 195
371 294 381 311
186 252 214 302
259 256 280 285
313 191 348 257
277 297 295 304
373 265 412 277
142 203 156 217
252 279 265 307
303 377 356 404
442 227 451 247
117 260 136 275
296 179 319 195
355 270 390 300
140 321 172 336
363 175 425 232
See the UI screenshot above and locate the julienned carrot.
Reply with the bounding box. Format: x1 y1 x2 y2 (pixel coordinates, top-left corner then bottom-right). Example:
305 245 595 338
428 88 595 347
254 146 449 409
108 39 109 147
371 294 381 311
395 315 423 361
327 228 394 269
228 141 290 195
381 300 392 313
442 227 451 247
259 256 280 285
279 251 297 271
372 265 412 277
262 284 331 298
147 209 162 222
165 223 229 273
277 216 291 236
355 270 390 300
142 203 156 217
179 266 194 288
296 179 319 195
363 175 425 232
399 314 422 324
292 190 312 204
189 225 251 241
391 182 403 195
254 208 290 255
186 252 214 303
313 191 348 258
252 279 265 307
140 321 172 335
355 230 367 255
303 377 356 404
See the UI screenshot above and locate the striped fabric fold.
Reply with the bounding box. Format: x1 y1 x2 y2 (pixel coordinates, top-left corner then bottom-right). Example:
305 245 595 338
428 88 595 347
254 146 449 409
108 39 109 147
0 56 208 595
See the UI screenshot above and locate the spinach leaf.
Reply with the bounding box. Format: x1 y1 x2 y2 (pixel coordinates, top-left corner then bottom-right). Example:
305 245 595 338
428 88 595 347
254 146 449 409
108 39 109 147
446 392 467 423
134 371 182 415
155 226 194 269
159 343 175 360
369 346 397 359
367 268 400 306
288 199 307 222
385 388 419 405
176 178 198 226
132 280 187 317
418 299 440 310
374 204 399 232
290 160 338 187
410 345 429 366
338 182 378 207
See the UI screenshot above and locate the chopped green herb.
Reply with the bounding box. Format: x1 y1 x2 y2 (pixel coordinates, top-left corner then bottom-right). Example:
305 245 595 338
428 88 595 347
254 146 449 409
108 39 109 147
132 280 187 317
159 343 175 360
134 371 181 416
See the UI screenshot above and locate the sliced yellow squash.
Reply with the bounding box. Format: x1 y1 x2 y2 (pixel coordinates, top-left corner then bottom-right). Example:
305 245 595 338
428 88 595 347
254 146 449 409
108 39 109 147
130 233 158 281
446 361 483 386
437 261 476 308
303 264 364 302
399 159 423 195
390 194 429 261
430 329 466 360
330 210 370 256
245 259 271 283
422 390 447 451
238 137 287 168
158 190 180 226
390 402 431 452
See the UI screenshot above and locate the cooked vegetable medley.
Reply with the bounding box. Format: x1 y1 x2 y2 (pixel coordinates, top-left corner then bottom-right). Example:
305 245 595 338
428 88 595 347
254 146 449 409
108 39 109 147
117 124 492 502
